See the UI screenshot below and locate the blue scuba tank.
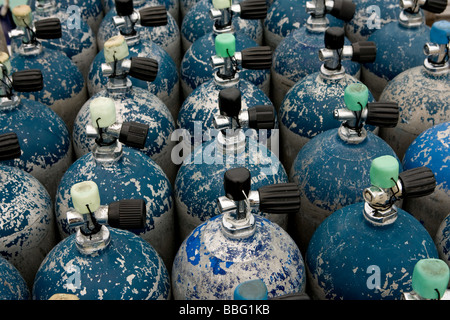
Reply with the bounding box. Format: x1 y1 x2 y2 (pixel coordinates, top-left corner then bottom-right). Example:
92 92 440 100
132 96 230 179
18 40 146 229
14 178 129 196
271 0 359 109
97 0 181 67
263 0 346 50
87 6 181 119
0 256 30 300
436 213 450 270
174 87 288 242
30 0 98 79
290 83 401 253
279 27 377 175
344 0 400 42
306 155 439 300
0 133 57 288
9 7 88 132
403 121 449 238
172 167 306 299
402 258 450 300
0 64 72 200
361 0 448 100
28 0 104 34
378 20 450 160
105 0 180 24
55 97 175 269
178 33 277 156
181 0 264 54
75 43 177 183
33 180 171 300
180 1 271 99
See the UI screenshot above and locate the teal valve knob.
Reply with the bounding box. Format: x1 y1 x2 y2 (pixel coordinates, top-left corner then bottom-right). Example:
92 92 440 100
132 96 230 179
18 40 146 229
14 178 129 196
215 33 235 58
234 279 268 300
430 20 450 45
344 83 369 111
412 259 450 299
369 155 399 189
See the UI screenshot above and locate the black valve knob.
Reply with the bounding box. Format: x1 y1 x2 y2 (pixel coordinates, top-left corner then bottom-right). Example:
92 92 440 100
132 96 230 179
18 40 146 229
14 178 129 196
219 87 241 118
108 199 146 229
139 6 168 27
129 57 158 82
324 27 345 49
12 69 43 92
330 0 356 22
239 0 267 19
0 132 21 161
115 0 134 16
241 46 272 70
420 0 448 13
258 183 300 214
399 167 436 198
224 167 251 201
351 41 377 63
248 105 275 130
34 18 62 39
366 102 399 128
119 121 149 149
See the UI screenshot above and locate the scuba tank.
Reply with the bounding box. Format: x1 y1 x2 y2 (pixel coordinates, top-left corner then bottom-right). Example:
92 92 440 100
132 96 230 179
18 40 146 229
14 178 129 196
28 0 105 35
33 180 171 300
0 132 57 288
75 38 177 184
402 121 449 238
402 258 450 300
55 97 175 269
8 5 88 133
344 0 400 43
263 0 346 50
306 155 439 300
279 26 377 175
172 167 306 300
181 0 265 54
177 33 276 156
290 83 401 253
361 0 448 100
0 256 30 300
0 57 72 200
379 19 450 160
180 1 270 99
30 0 98 79
174 87 288 242
97 0 181 67
436 212 450 270
271 0 358 109
104 0 180 24
87 5 181 118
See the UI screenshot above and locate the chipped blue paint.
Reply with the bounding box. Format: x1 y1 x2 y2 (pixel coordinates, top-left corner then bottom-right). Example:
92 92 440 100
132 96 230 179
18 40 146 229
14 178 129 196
271 27 360 108
54 147 175 268
0 99 72 199
32 228 171 300
378 66 450 159
279 72 375 175
344 0 400 42
180 33 271 99
289 128 401 253
403 122 450 238
263 0 344 49
0 165 57 288
96 3 181 66
362 21 431 99
181 0 263 53
10 47 88 132
306 202 439 300
0 257 30 300
72 88 177 184
87 38 180 118
175 136 289 241
436 213 450 269
172 215 306 300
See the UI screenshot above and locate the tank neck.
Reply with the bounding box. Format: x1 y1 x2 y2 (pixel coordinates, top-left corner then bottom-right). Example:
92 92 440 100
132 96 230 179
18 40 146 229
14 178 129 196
92 139 124 165
216 129 246 155
398 8 425 28
306 16 329 33
221 197 257 239
319 64 346 80
34 0 58 17
337 125 367 144
73 209 111 255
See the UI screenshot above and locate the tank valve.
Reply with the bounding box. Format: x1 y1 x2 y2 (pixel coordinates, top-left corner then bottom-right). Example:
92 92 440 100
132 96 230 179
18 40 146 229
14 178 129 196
423 20 450 72
305 0 356 32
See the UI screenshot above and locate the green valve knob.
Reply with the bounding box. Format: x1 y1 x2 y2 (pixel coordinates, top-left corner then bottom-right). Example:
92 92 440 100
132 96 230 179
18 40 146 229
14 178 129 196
90 97 117 128
369 155 399 189
215 33 235 58
71 181 101 214
233 279 268 300
344 83 369 111
212 0 232 9
412 259 450 300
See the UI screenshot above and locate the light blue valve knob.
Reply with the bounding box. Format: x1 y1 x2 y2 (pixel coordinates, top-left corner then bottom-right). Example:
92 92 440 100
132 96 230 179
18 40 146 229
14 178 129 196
234 279 268 300
344 83 369 111
369 155 399 189
215 33 236 58
430 20 450 45
412 259 450 299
